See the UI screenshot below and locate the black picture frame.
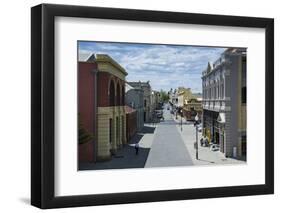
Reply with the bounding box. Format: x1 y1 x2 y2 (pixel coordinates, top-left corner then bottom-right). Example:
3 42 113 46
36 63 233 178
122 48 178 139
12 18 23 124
31 3 274 209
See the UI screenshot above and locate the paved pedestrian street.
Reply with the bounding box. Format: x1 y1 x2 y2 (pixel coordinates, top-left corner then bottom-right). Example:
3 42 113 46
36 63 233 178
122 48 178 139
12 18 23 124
144 108 193 168
79 104 245 171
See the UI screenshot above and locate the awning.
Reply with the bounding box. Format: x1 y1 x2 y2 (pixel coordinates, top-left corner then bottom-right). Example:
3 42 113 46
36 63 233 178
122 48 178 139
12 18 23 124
217 113 225 123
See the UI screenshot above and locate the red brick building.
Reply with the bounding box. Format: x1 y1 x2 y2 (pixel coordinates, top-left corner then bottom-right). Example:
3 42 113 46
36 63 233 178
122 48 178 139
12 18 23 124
78 54 127 163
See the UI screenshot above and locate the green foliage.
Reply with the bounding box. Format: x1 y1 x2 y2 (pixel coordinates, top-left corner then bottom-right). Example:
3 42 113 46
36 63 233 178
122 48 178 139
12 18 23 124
159 89 169 103
78 115 94 144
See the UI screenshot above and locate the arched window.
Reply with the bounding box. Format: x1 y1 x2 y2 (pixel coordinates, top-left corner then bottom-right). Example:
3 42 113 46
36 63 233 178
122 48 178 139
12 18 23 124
122 85 125 105
116 82 121 106
109 80 115 106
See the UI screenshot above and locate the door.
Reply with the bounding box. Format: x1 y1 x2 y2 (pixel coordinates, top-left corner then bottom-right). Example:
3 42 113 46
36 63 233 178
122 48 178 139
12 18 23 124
215 132 220 144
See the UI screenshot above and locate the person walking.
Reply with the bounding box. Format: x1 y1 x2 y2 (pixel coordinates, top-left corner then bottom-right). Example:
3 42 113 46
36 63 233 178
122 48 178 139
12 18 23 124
200 137 204 146
203 136 209 147
135 142 139 155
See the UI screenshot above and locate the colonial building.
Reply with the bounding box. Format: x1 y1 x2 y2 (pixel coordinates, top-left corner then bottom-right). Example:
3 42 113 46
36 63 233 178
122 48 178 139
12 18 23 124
128 81 152 123
202 48 247 159
177 87 192 108
125 83 144 131
183 97 203 121
151 90 161 110
175 87 202 120
78 54 127 163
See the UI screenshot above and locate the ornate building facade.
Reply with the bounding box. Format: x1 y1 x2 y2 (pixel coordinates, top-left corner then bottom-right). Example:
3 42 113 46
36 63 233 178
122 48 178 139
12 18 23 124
202 48 247 159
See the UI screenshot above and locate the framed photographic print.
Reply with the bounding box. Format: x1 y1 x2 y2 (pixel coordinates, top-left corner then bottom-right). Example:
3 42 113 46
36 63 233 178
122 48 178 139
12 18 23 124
31 3 274 209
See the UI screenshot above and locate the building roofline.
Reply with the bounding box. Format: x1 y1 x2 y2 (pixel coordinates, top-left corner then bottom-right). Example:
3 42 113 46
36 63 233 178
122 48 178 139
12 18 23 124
86 53 128 75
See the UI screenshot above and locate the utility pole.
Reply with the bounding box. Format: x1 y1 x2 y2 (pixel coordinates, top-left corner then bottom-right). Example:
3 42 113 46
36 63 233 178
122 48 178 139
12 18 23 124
195 114 199 160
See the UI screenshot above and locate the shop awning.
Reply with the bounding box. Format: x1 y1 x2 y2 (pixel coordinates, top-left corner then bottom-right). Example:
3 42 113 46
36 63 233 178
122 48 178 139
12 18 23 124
217 113 225 123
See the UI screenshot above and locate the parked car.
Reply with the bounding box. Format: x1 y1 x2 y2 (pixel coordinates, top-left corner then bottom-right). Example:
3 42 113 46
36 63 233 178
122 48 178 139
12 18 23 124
210 144 220 151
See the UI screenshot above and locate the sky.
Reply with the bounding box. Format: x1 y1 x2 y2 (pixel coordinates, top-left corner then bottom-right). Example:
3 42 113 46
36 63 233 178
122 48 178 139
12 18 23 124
78 41 226 93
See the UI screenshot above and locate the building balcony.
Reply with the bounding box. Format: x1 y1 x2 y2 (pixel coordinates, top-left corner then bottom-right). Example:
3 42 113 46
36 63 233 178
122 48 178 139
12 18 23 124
202 99 226 112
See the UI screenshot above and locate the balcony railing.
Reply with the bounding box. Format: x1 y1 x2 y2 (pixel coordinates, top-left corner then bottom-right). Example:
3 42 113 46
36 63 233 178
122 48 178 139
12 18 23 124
202 99 227 111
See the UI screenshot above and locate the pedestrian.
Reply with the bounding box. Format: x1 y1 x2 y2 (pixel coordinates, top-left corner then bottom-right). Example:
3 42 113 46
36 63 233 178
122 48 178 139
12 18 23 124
204 136 209 147
135 143 139 155
200 138 204 146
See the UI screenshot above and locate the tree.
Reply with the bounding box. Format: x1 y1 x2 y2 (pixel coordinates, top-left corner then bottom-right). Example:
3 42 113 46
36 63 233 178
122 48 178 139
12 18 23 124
78 114 94 144
159 89 169 103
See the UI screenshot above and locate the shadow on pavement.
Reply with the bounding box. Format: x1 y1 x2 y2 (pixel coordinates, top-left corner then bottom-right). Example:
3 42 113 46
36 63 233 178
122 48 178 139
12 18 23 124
79 129 153 171
140 125 156 134
128 133 144 145
198 159 215 163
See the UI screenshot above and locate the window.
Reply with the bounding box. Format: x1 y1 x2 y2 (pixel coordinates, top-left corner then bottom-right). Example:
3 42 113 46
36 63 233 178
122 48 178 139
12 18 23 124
116 117 119 144
144 99 147 107
109 80 115 106
216 85 218 99
242 57 247 87
122 86 125 105
241 135 246 156
242 86 246 103
221 83 224 99
109 118 112 143
116 83 120 106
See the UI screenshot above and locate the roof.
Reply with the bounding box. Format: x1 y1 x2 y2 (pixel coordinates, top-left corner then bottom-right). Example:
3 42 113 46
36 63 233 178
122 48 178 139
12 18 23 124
125 83 134 92
125 105 136 114
78 52 92 62
128 81 151 89
78 53 127 75
202 47 246 77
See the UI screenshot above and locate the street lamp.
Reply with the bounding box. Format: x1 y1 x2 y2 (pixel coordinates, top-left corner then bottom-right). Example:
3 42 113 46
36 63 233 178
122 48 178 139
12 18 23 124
194 114 199 160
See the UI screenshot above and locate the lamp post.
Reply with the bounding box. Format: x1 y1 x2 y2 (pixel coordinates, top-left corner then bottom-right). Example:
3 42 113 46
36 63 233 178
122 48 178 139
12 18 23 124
195 114 199 160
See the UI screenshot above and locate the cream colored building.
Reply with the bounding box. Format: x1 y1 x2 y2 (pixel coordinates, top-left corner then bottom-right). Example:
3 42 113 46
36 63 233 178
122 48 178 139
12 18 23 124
177 87 193 108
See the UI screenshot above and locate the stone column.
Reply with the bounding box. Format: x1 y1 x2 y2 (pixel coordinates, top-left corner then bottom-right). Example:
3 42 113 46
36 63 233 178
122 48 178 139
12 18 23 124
97 109 111 161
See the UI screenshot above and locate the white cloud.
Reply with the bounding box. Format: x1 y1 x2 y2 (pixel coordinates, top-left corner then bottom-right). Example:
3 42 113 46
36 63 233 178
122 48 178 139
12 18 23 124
78 42 226 92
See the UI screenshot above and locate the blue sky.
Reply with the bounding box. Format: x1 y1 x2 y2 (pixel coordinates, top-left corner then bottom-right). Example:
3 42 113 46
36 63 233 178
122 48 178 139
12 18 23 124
78 41 226 93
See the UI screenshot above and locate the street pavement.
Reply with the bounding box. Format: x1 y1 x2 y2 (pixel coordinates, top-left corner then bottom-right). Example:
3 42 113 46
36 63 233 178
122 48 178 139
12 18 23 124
173 115 246 165
144 107 193 168
79 103 244 171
